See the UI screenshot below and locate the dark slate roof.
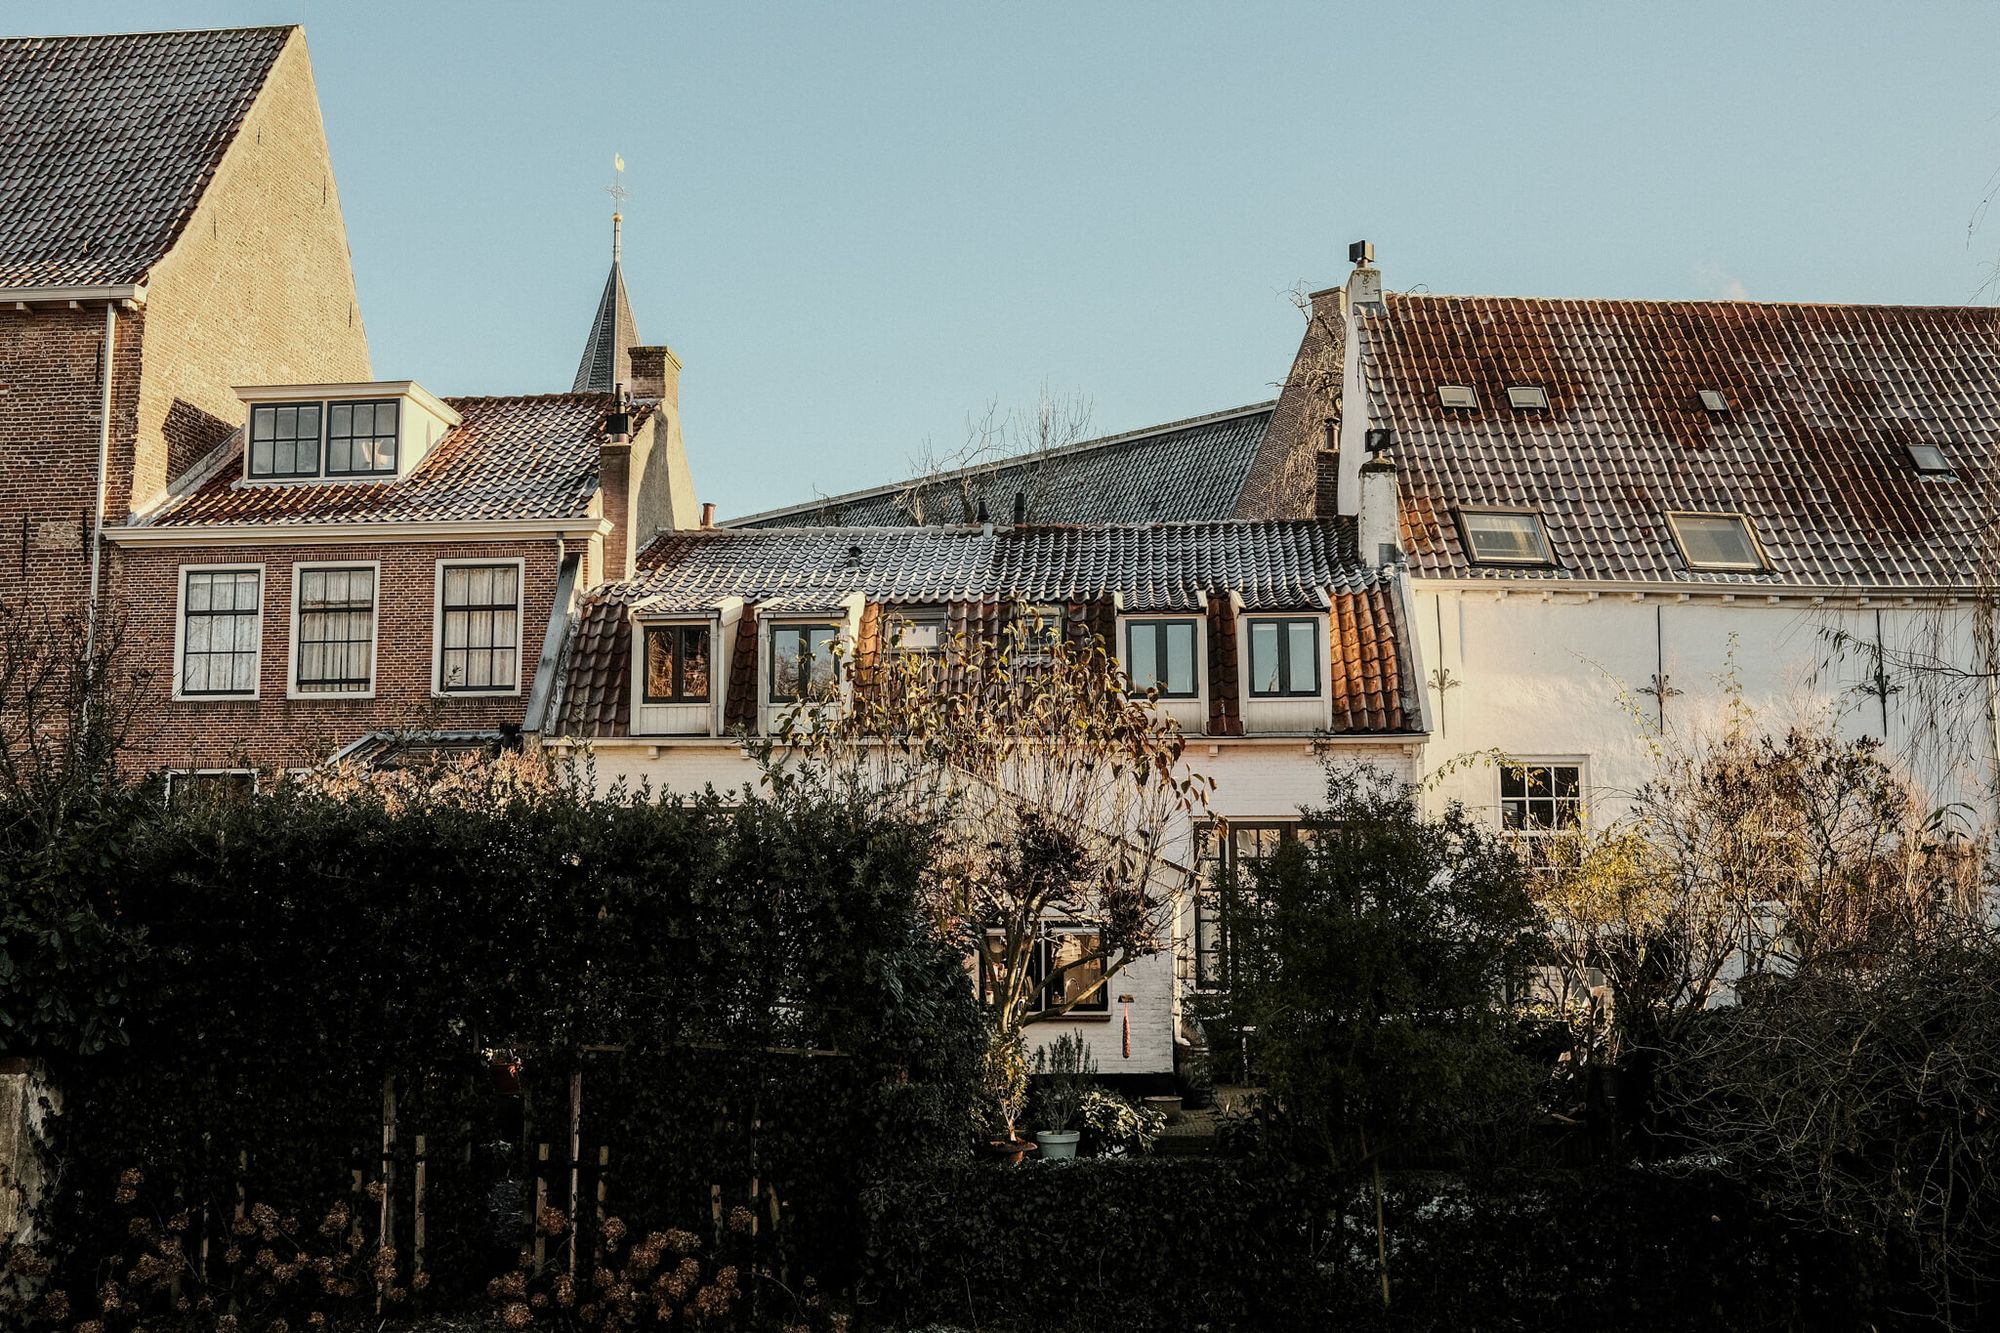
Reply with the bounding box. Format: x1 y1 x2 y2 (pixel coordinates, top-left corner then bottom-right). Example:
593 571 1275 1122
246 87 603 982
0 26 291 289
728 404 1275 528
572 235 639 393
1364 293 2000 588
551 519 1417 738
137 394 645 526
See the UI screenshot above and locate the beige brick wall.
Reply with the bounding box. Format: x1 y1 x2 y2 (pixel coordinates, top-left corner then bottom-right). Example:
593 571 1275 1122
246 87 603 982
128 27 372 517
117 538 564 773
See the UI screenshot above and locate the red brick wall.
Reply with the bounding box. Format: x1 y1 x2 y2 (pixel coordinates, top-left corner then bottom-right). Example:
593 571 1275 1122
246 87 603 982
0 303 143 615
115 539 564 773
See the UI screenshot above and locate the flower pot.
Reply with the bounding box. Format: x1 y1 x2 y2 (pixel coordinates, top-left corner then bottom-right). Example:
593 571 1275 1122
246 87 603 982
1035 1130 1081 1161
1143 1094 1184 1125
986 1136 1040 1165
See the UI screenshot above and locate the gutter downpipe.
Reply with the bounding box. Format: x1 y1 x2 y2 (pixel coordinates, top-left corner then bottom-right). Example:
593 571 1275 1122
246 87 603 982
83 300 117 665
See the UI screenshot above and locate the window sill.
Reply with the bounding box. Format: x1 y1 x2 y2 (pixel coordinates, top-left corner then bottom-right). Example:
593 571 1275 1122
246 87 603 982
1031 1011 1113 1023
433 688 523 700
173 693 261 704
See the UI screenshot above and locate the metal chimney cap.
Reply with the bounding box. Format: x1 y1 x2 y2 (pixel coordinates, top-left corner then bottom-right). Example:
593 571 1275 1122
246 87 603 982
1349 239 1375 267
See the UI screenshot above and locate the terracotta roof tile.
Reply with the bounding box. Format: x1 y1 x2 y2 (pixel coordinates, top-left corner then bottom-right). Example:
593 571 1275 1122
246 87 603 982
551 520 1416 739
0 27 291 288
1365 294 2000 587
136 393 643 527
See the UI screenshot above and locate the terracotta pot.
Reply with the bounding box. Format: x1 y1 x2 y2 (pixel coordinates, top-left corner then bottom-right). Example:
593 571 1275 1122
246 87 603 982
986 1136 1040 1165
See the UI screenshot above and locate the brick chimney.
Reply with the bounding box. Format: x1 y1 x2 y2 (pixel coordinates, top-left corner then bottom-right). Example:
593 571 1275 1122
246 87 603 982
628 345 681 410
599 404 636 582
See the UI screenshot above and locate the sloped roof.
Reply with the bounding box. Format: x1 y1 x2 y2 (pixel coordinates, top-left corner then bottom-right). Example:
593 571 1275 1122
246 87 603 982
0 26 292 289
136 393 643 527
572 254 639 393
729 404 1275 528
551 519 1417 738
1363 294 2000 587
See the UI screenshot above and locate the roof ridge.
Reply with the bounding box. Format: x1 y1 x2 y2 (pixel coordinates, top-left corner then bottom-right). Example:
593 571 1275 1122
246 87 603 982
724 400 1278 526
0 25 299 41
1383 291 2000 316
649 515 1352 542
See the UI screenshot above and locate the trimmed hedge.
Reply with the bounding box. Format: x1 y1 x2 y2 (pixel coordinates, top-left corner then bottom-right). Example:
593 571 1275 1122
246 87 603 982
861 1159 1875 1332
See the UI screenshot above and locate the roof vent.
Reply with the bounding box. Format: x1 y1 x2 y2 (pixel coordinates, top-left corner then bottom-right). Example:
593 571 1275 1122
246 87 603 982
1438 385 1478 409
1506 385 1549 410
1698 389 1728 413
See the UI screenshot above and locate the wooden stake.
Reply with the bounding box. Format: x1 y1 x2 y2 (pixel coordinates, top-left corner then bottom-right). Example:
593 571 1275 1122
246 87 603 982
413 1134 428 1290
593 1145 610 1267
567 1068 583 1279
379 1076 397 1315
532 1144 550 1273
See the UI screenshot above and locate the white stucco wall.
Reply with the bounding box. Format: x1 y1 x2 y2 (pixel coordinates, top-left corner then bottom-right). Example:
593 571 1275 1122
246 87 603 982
1412 584 1999 833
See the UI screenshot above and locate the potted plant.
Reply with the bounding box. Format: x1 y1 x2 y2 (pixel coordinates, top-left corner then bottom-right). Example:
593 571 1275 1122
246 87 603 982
1031 1033 1095 1160
983 1033 1038 1163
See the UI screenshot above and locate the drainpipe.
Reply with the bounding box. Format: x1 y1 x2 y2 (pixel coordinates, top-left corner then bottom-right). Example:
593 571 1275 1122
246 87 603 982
83 300 117 664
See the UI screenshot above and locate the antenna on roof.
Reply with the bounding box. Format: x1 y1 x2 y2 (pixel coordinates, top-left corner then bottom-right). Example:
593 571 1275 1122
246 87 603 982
604 152 630 264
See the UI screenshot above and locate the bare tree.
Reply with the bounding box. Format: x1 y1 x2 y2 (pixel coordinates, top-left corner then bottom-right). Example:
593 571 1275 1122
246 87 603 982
892 385 1093 526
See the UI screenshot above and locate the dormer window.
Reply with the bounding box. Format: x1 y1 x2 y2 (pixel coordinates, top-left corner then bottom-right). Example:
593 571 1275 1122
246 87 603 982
1666 511 1766 572
237 382 457 484
248 403 323 479
1909 443 1954 475
327 400 400 476
770 623 840 703
1438 385 1479 409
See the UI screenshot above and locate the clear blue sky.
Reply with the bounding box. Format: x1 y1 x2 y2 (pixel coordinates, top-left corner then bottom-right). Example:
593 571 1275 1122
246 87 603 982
34 2 2000 516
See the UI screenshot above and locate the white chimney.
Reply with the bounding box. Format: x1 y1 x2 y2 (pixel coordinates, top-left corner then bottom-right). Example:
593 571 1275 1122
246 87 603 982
1358 459 1400 568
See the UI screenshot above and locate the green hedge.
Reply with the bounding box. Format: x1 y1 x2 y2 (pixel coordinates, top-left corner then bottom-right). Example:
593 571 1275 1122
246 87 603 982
30 778 985 1305
861 1159 1876 1331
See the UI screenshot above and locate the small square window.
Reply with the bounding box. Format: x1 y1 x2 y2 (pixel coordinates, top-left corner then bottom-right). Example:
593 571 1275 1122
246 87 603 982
1506 385 1549 410
1457 510 1553 566
886 613 946 654
1698 389 1729 413
1438 385 1479 409
1499 762 1583 832
770 623 840 702
247 402 323 478
1246 617 1320 698
1126 619 1198 699
1666 512 1765 572
1909 443 1954 475
644 624 712 703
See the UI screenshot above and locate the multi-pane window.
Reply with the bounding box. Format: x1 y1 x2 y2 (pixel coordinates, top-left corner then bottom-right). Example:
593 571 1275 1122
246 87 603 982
1499 763 1583 832
179 568 261 697
1195 822 1310 990
643 624 712 703
165 770 256 809
886 613 945 655
1247 617 1320 697
769 624 839 702
1127 619 1197 698
294 566 377 694
327 399 399 476
437 563 520 692
248 403 322 479
980 928 1109 1014
1012 603 1062 662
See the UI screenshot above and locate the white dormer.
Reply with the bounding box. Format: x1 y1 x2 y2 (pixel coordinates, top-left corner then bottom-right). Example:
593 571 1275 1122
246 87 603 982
233 381 461 485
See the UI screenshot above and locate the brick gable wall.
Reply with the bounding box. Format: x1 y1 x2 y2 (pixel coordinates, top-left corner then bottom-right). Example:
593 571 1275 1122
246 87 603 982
127 28 371 518
116 538 562 773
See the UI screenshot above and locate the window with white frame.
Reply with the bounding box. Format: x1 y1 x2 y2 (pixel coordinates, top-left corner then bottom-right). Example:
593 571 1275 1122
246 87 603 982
1457 509 1554 566
437 562 521 693
1499 762 1583 833
1665 512 1765 572
164 769 257 808
885 610 946 655
643 623 713 703
980 927 1109 1014
769 623 840 702
294 566 377 694
178 567 261 697
1246 617 1320 697
1126 618 1198 698
326 399 400 476
247 403 323 479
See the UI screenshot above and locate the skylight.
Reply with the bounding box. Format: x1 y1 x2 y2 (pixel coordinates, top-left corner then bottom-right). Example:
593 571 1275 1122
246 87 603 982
1667 512 1765 572
1438 385 1479 409
1457 510 1553 565
1909 443 1954 475
1698 389 1729 413
1506 385 1549 410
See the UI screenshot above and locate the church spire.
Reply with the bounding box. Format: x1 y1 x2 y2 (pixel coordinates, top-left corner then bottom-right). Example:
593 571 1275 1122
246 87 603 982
571 154 640 394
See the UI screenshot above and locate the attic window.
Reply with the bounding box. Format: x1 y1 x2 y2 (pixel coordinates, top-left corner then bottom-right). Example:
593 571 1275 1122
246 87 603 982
1667 512 1765 572
1457 509 1554 566
1506 385 1549 410
1698 389 1729 413
1438 385 1479 409
1908 443 1954 475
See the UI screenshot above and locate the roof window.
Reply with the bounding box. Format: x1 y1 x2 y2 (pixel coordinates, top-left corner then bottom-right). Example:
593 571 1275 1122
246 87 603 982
1457 509 1554 566
1438 385 1479 409
1697 389 1729 413
1667 512 1765 572
1506 385 1549 410
1908 443 1954 475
